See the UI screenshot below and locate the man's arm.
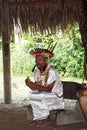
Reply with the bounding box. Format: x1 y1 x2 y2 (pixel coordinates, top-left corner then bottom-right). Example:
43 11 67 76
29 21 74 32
25 77 55 92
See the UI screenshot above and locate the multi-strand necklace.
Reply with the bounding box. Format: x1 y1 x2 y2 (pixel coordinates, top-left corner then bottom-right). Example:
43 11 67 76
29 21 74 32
36 64 51 86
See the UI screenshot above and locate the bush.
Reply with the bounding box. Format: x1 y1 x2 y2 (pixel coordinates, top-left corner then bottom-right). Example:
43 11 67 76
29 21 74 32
10 23 85 79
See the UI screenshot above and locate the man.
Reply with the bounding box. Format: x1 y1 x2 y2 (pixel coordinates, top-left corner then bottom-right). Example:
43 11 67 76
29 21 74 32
25 46 64 126
77 84 87 121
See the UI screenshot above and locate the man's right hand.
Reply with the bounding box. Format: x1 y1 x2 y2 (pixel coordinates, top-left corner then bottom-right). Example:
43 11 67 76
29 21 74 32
25 76 32 86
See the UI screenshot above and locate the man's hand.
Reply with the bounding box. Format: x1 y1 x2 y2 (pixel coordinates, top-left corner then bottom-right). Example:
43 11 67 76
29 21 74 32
35 80 42 85
25 76 32 86
25 76 55 92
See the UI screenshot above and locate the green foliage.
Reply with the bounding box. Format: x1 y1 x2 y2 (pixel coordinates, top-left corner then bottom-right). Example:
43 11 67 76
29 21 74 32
11 44 34 76
51 24 84 78
10 23 84 79
11 33 34 76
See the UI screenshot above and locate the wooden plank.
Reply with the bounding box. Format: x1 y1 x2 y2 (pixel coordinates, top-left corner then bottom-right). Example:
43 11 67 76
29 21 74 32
0 1 61 8
9 1 59 7
1 0 11 103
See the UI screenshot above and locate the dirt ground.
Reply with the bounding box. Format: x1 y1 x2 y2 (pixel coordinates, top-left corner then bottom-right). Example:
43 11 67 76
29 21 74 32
0 103 87 130
0 76 87 130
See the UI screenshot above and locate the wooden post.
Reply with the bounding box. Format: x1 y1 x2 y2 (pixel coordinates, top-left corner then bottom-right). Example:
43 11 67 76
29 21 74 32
1 0 11 103
79 0 87 80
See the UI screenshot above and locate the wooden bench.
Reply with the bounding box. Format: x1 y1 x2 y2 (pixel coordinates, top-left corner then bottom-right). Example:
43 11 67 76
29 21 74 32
55 81 86 125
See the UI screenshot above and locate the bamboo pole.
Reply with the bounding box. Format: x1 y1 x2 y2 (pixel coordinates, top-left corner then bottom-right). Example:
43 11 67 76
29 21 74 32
1 0 11 104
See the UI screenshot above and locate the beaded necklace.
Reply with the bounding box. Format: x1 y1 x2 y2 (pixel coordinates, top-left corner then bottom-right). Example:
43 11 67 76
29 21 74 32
36 64 51 86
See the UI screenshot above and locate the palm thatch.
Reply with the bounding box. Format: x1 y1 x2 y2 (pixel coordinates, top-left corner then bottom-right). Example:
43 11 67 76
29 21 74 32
0 0 83 35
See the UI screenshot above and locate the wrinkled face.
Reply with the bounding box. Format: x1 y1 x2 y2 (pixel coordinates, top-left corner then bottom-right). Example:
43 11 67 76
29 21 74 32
35 55 48 69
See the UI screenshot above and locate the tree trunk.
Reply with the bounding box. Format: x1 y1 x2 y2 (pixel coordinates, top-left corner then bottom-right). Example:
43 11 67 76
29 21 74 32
79 0 87 80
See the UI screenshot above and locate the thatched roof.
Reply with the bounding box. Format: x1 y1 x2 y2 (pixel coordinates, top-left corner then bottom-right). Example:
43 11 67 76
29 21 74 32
0 0 83 34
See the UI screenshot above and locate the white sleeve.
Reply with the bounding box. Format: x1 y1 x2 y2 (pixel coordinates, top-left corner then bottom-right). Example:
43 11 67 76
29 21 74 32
47 67 63 96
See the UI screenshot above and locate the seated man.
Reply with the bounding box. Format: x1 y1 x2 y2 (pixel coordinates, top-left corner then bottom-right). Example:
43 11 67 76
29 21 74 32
77 84 87 121
25 45 64 126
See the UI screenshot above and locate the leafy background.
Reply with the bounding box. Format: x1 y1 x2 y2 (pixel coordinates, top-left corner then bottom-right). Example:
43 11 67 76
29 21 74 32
0 23 85 104
11 23 84 79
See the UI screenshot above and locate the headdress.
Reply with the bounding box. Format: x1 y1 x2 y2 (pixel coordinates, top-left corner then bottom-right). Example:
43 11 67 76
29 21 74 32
30 42 57 59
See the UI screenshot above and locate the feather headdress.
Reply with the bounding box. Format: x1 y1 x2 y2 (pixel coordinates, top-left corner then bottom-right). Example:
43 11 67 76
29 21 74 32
30 42 57 59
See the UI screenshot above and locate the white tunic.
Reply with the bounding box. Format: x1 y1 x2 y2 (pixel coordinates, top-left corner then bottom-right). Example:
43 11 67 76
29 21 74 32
29 66 64 120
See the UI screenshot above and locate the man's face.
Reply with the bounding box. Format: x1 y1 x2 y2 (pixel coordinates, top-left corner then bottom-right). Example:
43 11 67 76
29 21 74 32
35 55 48 69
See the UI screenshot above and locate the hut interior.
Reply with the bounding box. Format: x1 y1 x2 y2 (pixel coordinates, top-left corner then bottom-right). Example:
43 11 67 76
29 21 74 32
0 0 87 103
0 1 87 129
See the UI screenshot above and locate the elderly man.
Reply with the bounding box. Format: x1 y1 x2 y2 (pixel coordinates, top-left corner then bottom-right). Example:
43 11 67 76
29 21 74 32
25 46 64 126
77 84 87 121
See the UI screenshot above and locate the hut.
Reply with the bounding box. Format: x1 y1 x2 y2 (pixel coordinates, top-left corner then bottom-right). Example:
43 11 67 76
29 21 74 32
0 0 87 104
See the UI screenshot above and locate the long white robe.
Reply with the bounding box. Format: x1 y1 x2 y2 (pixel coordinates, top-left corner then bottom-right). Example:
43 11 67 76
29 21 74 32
29 66 64 120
